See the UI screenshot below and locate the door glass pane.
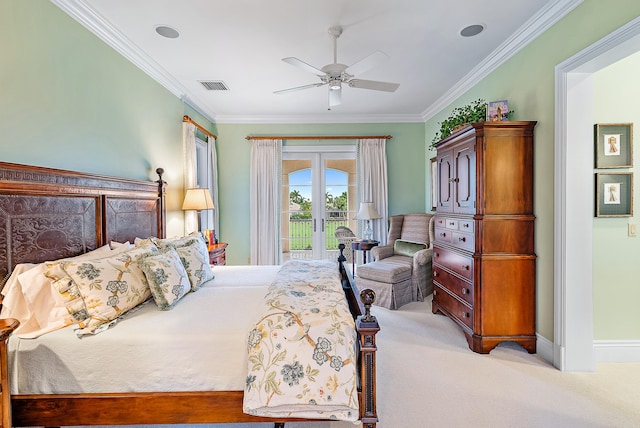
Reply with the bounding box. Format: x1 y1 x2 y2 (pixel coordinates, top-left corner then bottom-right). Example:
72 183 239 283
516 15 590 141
282 160 312 262
325 159 357 261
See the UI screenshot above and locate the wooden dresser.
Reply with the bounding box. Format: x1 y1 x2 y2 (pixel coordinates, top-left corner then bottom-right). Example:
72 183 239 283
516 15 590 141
432 121 537 354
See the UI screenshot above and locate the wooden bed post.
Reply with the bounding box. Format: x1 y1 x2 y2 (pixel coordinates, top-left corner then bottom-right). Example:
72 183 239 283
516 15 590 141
357 289 379 428
0 319 19 428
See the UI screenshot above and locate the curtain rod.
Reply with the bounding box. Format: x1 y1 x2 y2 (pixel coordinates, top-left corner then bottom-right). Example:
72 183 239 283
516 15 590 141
183 115 217 139
245 135 392 141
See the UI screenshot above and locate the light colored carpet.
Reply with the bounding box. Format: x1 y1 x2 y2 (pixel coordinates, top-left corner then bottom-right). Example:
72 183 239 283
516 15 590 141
77 296 640 428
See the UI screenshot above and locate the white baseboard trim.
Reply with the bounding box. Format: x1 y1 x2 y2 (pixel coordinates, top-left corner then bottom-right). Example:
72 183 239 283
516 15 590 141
594 340 640 363
537 333 555 366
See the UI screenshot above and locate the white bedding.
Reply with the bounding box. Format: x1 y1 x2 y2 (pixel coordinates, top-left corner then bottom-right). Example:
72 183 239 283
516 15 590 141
7 265 280 395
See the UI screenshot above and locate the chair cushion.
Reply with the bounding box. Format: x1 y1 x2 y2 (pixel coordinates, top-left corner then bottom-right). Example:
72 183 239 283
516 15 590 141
394 240 427 257
357 259 412 283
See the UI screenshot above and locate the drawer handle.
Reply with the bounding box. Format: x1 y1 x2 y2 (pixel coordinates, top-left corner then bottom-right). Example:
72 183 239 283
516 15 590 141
461 288 468 295
435 252 439 257
448 222 455 226
463 223 469 228
458 237 466 242
433 271 438 277
439 232 447 238
461 312 470 318
462 265 469 270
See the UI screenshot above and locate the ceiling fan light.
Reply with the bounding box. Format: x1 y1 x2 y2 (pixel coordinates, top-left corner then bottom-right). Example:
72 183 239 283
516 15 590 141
330 81 341 90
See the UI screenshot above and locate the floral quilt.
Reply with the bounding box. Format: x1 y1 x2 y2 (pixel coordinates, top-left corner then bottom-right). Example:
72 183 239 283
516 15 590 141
243 260 359 422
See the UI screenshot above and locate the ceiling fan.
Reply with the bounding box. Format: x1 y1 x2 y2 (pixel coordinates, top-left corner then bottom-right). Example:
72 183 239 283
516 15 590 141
274 26 400 108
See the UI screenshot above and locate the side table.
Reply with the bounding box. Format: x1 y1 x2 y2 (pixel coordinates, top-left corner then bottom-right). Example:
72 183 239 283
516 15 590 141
351 240 379 277
208 242 228 266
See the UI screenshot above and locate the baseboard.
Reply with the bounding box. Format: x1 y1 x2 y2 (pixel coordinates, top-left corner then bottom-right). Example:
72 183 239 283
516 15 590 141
594 340 640 363
536 333 555 365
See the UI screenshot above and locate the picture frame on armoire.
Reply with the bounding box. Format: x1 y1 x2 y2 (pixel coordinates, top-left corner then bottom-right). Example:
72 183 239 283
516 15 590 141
594 123 633 168
595 172 633 217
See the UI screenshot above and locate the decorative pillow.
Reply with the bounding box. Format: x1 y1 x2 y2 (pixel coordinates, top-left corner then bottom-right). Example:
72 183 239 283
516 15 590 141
48 243 155 328
171 238 214 291
394 239 427 257
60 244 158 335
138 248 191 310
154 232 203 249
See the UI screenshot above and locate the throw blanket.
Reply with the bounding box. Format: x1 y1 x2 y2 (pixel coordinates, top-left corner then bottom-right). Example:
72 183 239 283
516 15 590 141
243 260 359 422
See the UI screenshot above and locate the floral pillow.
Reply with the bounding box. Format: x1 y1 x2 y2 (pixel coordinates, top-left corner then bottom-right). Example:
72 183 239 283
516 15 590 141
60 244 157 336
153 232 203 249
138 248 191 310
171 238 214 291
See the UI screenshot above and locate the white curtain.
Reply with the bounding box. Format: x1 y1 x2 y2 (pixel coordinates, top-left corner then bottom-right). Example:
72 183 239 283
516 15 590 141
208 135 220 238
357 138 389 245
183 122 198 234
250 139 282 265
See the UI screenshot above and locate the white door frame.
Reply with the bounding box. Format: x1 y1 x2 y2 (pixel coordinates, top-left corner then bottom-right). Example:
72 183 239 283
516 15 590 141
554 16 640 371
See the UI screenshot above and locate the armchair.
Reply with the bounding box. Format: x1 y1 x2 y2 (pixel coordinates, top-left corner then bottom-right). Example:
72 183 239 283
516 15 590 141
334 225 357 264
356 213 434 309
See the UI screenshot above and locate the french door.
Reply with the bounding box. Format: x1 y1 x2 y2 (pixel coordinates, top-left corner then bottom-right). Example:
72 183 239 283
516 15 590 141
282 146 356 261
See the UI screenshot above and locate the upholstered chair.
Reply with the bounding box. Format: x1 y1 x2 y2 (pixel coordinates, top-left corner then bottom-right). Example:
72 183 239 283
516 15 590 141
334 225 357 263
356 213 434 309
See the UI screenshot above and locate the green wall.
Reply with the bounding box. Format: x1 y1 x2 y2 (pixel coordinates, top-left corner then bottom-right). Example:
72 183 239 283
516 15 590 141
425 0 640 341
593 52 640 339
214 122 426 265
0 0 216 237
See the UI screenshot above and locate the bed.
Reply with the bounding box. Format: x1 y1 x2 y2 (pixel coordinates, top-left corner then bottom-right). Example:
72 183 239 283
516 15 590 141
0 161 379 428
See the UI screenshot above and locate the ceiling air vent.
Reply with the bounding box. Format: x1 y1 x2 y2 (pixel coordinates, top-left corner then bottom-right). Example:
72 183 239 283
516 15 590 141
199 80 229 91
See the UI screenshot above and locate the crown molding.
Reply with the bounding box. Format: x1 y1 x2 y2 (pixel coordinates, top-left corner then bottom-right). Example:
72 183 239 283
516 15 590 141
212 113 425 124
421 0 583 122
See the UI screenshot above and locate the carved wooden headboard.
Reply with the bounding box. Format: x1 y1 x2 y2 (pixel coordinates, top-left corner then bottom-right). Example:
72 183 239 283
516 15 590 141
0 162 166 286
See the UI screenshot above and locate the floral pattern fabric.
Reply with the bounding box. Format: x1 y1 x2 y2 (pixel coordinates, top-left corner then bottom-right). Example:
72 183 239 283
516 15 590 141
243 260 358 422
138 248 191 310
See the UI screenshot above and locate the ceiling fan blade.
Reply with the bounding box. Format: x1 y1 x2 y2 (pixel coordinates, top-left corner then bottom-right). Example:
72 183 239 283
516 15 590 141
274 82 326 94
348 79 399 92
346 51 389 76
329 86 342 107
282 57 326 76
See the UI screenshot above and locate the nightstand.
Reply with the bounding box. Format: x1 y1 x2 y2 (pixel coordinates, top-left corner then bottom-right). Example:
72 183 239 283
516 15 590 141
208 242 228 266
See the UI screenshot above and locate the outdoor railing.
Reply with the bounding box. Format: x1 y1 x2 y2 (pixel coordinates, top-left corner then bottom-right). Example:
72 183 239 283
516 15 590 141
288 217 351 250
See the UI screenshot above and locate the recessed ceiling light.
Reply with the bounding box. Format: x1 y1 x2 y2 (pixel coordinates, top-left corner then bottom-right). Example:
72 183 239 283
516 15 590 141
155 25 180 39
460 24 485 38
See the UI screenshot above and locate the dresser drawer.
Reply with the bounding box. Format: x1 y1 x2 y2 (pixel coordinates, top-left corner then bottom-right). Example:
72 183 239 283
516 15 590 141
459 219 474 233
445 218 458 230
433 245 473 281
435 217 447 228
451 231 475 252
433 267 473 306
433 285 474 330
434 227 452 244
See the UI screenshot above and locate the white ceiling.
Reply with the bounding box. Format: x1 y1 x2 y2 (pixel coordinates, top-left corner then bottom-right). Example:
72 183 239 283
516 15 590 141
52 0 581 124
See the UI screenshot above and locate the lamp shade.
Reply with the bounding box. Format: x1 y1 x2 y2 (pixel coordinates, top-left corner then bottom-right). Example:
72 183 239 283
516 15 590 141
182 188 214 211
354 202 381 220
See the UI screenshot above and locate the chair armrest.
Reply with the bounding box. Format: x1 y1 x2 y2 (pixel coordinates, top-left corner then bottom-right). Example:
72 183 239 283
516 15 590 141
413 248 433 266
371 245 394 261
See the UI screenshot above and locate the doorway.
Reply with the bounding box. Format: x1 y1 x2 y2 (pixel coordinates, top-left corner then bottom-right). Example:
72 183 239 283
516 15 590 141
281 146 356 261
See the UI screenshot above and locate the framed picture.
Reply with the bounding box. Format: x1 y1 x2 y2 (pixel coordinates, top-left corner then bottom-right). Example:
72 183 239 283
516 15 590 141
487 100 508 122
430 157 437 211
595 172 633 217
594 123 633 168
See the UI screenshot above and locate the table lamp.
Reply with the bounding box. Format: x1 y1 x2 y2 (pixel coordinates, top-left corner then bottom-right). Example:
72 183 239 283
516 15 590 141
182 188 214 232
354 202 381 241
